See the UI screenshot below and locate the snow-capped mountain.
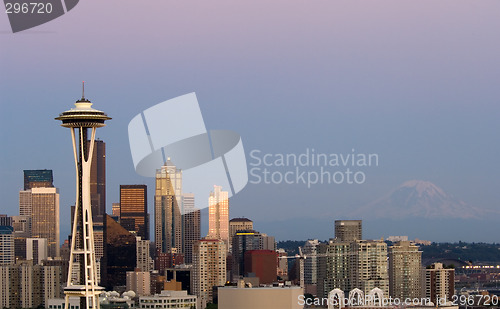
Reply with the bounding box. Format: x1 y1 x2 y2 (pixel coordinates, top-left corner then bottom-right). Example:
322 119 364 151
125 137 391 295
355 180 483 219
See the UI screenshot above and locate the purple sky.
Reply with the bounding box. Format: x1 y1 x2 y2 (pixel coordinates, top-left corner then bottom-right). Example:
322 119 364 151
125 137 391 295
1 0 500 242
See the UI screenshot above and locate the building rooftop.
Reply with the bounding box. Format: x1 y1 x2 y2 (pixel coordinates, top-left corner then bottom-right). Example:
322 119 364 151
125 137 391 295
230 217 253 222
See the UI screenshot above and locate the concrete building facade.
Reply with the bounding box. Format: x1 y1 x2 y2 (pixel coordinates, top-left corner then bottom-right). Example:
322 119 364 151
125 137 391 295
193 239 226 304
388 241 422 299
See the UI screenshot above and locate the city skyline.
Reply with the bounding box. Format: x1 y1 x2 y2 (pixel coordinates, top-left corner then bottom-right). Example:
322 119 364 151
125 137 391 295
3 2 500 308
1 1 500 243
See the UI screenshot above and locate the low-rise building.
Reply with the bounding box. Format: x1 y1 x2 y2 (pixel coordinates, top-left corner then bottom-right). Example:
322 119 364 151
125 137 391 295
138 290 197 309
218 286 304 309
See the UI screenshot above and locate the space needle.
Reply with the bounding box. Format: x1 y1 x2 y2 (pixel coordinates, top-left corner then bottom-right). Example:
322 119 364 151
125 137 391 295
56 83 111 309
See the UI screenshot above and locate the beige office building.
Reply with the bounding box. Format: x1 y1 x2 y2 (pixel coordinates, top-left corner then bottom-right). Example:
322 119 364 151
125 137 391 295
317 240 351 299
425 263 455 303
193 238 226 304
21 187 60 258
350 239 389 296
335 220 362 242
126 270 151 296
136 237 152 272
219 286 304 309
155 160 183 254
208 185 229 249
388 241 422 299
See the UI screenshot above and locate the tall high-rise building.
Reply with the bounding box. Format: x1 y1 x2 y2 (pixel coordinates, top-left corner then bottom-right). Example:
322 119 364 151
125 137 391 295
318 238 389 299
301 239 319 295
29 187 60 258
19 262 44 308
231 230 263 279
334 220 362 242
43 265 63 305
23 170 54 190
208 185 229 248
136 237 152 272
388 241 422 299
89 140 106 220
182 193 200 264
19 178 60 259
19 190 33 239
19 190 33 218
120 185 149 240
350 239 389 296
193 239 226 304
0 215 12 227
229 218 253 251
277 249 288 280
0 226 14 266
104 214 137 290
0 261 63 308
425 263 455 304
12 216 30 261
317 240 351 299
155 160 182 254
56 89 110 309
87 140 107 285
0 265 21 308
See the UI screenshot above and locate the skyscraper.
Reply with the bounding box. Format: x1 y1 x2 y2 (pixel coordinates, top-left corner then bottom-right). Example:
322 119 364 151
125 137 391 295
89 140 106 220
12 215 30 261
0 261 63 308
155 160 182 254
105 214 137 290
229 218 253 251
350 239 389 296
182 193 200 264
19 170 60 258
334 220 362 242
0 215 12 227
425 263 455 304
388 241 422 299
56 88 110 309
120 185 148 240
317 239 351 299
23 170 54 190
301 239 319 295
136 237 152 272
193 239 226 304
29 187 60 258
0 226 14 266
231 230 263 279
208 185 229 249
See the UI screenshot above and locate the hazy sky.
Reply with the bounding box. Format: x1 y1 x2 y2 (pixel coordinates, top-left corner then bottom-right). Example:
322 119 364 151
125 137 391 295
1 0 499 242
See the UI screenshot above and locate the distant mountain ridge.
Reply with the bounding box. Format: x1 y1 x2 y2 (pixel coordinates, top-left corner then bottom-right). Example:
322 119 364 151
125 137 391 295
354 180 488 219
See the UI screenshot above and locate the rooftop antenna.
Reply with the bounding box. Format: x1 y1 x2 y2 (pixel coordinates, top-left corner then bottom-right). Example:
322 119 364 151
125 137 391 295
82 81 85 100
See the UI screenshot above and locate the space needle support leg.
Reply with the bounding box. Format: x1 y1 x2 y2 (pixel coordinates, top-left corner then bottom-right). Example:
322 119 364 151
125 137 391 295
65 127 81 309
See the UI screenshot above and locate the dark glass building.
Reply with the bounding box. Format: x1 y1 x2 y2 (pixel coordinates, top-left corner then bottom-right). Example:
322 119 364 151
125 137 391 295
89 140 106 221
119 185 148 240
23 169 53 190
231 230 263 279
104 214 136 290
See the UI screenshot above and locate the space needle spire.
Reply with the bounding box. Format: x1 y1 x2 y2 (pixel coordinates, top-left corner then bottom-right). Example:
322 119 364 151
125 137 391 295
56 85 111 309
